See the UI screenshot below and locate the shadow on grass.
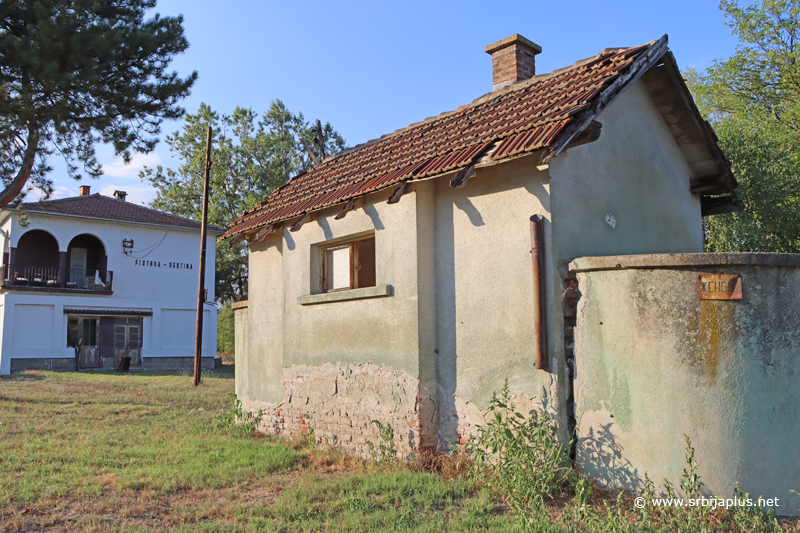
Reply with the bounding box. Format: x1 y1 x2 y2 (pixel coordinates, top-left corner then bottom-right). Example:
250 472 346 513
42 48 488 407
3 363 235 380
0 372 46 381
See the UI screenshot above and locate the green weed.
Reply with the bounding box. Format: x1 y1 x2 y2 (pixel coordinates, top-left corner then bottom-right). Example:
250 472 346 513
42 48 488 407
367 419 398 464
212 392 264 436
468 381 794 532
468 379 576 523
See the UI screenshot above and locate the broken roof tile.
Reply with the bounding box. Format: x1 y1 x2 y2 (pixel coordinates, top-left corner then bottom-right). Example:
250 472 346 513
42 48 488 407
222 42 657 241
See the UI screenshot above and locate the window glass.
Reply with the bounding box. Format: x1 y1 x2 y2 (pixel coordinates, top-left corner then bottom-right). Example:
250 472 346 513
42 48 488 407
82 318 97 345
114 317 142 350
328 246 351 290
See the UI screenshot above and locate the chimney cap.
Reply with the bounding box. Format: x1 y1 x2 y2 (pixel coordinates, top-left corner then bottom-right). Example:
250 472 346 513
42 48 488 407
485 34 542 55
79 185 91 196
114 190 127 202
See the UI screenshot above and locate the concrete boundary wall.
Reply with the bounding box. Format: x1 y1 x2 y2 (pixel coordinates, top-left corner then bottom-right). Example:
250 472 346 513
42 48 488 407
570 253 800 517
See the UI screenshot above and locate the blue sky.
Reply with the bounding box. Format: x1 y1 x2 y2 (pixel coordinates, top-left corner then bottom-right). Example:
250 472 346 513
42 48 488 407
45 0 742 205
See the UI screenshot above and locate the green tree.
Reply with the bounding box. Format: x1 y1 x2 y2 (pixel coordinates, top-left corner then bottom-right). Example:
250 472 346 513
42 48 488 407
216 302 235 354
0 0 196 207
686 0 800 252
141 101 346 302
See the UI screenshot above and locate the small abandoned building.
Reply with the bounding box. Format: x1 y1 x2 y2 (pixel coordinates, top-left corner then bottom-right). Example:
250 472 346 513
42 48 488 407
224 34 799 515
0 186 223 374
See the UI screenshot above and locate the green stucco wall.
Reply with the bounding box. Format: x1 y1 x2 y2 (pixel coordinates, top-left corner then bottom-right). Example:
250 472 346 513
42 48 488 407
233 301 248 398
549 79 704 260
571 253 800 516
433 156 555 416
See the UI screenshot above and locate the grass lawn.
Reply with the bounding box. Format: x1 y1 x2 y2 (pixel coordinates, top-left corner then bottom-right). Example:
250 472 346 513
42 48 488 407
0 367 516 532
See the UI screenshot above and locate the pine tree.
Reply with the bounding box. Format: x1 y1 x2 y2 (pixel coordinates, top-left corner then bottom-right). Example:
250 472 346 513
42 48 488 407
0 0 197 206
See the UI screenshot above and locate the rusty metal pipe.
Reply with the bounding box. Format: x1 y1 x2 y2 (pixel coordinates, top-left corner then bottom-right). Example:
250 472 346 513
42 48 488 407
530 215 547 371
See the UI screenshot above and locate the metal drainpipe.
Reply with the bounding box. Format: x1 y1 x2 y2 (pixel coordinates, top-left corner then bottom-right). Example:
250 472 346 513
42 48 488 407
530 215 547 371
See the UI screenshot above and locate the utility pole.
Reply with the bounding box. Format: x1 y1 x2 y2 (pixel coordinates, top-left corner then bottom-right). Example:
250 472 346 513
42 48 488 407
194 126 212 387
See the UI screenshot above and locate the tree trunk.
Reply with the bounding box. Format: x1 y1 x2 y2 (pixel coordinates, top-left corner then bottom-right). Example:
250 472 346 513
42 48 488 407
0 120 39 209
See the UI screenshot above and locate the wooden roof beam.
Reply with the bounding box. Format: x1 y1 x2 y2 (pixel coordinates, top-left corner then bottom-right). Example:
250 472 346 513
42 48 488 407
690 173 736 195
289 212 316 232
251 224 278 243
228 232 247 248
566 120 602 149
541 34 669 164
334 198 357 220
450 165 476 188
701 194 740 217
387 181 412 204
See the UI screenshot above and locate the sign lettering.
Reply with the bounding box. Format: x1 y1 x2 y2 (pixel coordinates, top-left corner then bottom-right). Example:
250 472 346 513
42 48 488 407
133 259 193 269
698 274 742 300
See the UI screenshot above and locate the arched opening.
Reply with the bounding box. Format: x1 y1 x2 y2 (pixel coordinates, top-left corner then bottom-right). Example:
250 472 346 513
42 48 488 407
7 230 60 286
67 234 108 289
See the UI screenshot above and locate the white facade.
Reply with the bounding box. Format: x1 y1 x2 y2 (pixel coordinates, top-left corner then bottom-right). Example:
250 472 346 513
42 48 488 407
0 202 220 374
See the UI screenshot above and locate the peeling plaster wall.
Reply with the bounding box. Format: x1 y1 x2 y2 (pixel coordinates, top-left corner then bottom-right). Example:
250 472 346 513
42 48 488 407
241 157 558 453
572 254 800 516
240 186 441 449
547 77 706 441
241 363 435 457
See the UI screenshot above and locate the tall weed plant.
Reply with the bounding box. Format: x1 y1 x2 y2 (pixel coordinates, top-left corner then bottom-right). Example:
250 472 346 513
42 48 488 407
468 379 576 521
469 381 788 532
368 420 398 464
213 393 264 437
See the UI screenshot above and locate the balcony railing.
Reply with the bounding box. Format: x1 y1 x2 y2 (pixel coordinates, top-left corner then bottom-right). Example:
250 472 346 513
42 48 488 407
2 264 113 293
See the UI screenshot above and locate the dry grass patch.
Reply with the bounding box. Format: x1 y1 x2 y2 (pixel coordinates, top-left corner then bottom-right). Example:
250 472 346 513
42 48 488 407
0 369 515 532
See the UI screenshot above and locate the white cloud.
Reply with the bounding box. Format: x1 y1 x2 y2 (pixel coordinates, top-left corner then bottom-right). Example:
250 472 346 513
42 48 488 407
101 151 163 180
42 185 75 200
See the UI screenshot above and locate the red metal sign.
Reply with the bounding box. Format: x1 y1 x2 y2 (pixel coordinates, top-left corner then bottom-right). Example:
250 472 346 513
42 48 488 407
699 274 742 300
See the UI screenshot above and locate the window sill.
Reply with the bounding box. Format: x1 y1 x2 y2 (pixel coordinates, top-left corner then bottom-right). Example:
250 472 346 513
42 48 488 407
298 284 393 306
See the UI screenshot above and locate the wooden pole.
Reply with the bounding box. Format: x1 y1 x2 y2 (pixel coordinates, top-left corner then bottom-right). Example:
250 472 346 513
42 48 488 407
300 137 320 166
194 126 212 387
316 119 325 160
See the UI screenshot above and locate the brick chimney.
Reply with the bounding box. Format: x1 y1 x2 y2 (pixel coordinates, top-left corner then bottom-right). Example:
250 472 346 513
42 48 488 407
79 185 91 196
485 34 542 92
114 190 127 202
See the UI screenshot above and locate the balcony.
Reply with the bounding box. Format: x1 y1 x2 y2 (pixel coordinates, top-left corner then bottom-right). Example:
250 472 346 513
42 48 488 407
2 264 113 293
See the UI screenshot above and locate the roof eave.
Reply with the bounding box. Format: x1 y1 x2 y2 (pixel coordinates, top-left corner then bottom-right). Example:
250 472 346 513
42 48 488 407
2 207 226 235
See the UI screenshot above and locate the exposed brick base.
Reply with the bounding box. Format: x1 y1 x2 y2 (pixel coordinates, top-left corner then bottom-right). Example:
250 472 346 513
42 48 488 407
562 266 579 458
242 363 438 457
241 364 551 458
436 385 550 453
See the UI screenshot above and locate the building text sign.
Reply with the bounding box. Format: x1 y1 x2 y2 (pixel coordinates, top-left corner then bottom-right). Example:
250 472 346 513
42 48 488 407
133 259 193 269
698 274 742 300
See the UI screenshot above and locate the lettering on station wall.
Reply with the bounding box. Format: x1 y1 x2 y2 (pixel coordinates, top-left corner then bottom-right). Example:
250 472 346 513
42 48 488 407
698 274 742 300
134 259 193 269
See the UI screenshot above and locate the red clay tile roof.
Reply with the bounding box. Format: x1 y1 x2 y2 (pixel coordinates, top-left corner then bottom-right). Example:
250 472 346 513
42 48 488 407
15 194 226 233
222 38 664 241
